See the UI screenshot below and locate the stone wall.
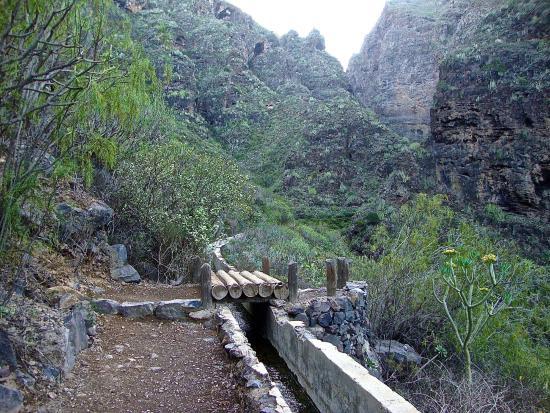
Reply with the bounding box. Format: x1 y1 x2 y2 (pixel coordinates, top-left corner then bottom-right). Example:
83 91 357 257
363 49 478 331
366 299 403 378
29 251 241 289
216 307 291 413
286 285 383 377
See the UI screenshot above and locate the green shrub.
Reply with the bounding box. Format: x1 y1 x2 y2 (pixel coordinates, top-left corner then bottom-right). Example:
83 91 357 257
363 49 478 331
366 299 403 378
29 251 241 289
113 140 252 280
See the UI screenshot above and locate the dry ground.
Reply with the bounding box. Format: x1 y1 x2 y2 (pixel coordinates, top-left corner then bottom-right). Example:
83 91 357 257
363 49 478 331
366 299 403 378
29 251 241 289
47 286 244 413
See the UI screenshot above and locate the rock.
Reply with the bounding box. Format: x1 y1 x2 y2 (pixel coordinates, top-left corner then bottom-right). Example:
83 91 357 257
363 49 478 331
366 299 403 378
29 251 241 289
311 300 330 313
108 244 128 268
269 299 285 308
287 305 305 316
86 201 114 227
0 384 23 413
189 309 215 321
333 311 345 325
0 330 17 371
154 300 188 320
293 313 309 325
59 293 82 310
64 306 89 371
349 288 365 308
169 275 184 286
119 302 155 319
15 371 35 390
325 324 339 335
335 297 353 313
374 339 422 365
91 299 120 315
111 265 141 283
45 286 86 306
323 334 343 352
42 366 61 381
86 326 97 336
317 312 332 328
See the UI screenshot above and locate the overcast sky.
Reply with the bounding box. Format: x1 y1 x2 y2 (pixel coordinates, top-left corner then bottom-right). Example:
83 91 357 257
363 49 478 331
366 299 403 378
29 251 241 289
229 0 387 68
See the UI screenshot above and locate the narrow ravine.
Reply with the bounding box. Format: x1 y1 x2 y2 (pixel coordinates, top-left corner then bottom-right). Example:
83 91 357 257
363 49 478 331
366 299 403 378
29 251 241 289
230 305 320 413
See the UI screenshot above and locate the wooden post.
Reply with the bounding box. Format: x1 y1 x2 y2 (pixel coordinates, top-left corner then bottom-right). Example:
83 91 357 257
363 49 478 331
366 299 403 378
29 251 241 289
200 263 213 309
336 257 349 289
288 261 298 303
191 256 202 283
262 256 270 275
326 259 337 296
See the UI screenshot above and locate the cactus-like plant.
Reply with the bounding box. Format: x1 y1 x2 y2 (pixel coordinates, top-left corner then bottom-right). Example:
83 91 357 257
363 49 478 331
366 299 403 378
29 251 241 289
433 249 513 384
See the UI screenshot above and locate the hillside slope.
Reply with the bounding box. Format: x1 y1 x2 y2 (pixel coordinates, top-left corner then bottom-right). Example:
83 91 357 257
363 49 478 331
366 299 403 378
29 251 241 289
120 0 424 219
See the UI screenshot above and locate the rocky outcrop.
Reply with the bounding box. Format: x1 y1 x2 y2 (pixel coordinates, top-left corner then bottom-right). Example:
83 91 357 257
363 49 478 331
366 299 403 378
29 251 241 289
348 0 500 140
428 1 550 250
108 244 141 283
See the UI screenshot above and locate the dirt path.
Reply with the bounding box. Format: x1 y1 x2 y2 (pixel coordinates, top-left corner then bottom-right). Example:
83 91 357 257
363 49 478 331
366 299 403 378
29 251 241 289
47 287 243 413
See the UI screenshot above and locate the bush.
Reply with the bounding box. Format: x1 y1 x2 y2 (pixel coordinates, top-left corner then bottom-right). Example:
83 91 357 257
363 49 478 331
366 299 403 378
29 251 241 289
113 140 252 281
223 221 349 286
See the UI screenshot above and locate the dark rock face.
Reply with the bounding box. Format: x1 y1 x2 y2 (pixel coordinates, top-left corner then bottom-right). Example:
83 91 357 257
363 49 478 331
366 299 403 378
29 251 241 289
430 47 550 219
0 330 17 371
428 1 550 249
0 384 23 413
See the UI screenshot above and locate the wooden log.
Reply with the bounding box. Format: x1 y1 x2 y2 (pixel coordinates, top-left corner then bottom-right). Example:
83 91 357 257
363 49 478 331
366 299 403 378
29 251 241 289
240 270 273 298
288 262 298 303
336 257 349 289
228 270 258 298
200 264 212 309
252 271 289 300
217 270 242 299
211 271 228 300
262 256 270 275
326 259 337 297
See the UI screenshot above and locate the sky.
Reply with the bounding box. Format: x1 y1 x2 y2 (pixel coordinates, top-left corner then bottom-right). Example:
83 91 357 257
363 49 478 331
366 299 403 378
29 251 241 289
229 0 387 69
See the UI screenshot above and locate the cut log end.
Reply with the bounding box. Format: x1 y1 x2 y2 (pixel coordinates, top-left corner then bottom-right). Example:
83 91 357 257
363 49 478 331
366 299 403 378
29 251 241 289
274 284 289 300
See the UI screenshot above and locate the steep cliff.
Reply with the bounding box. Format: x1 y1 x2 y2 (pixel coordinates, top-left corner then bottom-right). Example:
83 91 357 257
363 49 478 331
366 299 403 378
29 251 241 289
347 0 501 140
430 0 550 249
349 0 550 253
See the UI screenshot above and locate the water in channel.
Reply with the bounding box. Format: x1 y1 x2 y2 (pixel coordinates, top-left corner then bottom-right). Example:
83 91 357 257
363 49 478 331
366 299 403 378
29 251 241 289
229 304 320 413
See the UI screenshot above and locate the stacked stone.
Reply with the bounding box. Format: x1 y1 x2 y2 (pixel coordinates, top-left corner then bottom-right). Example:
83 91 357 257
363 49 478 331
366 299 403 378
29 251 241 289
287 287 381 376
216 308 291 413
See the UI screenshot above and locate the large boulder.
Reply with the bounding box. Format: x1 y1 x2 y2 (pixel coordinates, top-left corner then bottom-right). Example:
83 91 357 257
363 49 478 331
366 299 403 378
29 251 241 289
374 339 421 365
111 265 141 283
108 244 128 268
0 385 23 413
86 201 113 227
119 302 155 319
91 299 120 315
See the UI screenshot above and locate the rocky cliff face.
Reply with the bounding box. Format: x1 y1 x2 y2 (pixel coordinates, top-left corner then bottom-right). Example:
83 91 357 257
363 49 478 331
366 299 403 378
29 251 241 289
347 0 501 140
349 0 550 252
430 0 550 248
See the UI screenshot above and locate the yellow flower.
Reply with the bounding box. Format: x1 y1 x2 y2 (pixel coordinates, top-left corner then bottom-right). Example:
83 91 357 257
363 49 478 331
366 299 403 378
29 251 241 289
479 287 489 292
482 254 497 264
443 248 457 256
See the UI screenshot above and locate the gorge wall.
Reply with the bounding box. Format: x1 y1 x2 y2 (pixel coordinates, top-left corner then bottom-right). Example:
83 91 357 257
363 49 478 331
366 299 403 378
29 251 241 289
348 0 550 252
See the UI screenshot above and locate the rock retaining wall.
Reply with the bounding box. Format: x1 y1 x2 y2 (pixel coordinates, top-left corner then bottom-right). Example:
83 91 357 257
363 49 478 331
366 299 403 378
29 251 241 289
216 307 291 413
286 284 383 377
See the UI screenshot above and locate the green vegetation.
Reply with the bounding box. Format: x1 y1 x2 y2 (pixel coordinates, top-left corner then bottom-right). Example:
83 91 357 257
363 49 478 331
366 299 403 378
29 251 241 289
434 250 513 384
113 140 252 280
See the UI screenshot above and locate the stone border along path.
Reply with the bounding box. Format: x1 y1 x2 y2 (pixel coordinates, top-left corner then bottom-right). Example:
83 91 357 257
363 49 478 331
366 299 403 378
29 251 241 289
91 298 206 320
